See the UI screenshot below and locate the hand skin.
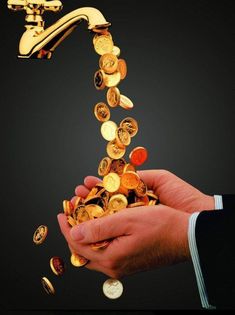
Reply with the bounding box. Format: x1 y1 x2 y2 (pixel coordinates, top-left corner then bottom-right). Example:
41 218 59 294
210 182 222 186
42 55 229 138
58 169 214 278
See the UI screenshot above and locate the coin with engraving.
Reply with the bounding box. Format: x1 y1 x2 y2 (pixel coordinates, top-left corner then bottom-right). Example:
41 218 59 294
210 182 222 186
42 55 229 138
94 34 114 55
107 87 120 107
115 126 131 147
94 102 110 122
86 204 104 219
101 120 117 141
134 179 147 197
108 194 128 212
99 53 119 74
94 69 106 90
33 225 48 245
110 158 126 175
103 278 123 299
129 146 148 166
107 139 126 159
77 206 89 223
93 32 112 45
98 156 112 176
123 163 136 173
41 277 55 295
120 117 138 137
50 257 65 276
117 59 127 80
119 95 134 110
104 71 121 88
70 253 88 267
121 171 140 189
103 172 121 193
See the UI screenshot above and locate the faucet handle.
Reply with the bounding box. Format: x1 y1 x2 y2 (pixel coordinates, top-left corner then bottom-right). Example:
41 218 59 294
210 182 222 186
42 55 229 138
43 1 63 12
8 0 27 11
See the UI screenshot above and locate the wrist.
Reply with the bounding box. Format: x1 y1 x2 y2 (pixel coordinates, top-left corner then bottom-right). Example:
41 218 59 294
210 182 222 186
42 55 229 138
199 194 215 211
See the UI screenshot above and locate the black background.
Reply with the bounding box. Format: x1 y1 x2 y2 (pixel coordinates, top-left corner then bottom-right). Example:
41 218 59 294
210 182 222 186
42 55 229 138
1 0 234 313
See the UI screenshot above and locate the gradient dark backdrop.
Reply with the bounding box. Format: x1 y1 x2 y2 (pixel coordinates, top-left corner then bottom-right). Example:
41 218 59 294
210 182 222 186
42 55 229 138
1 0 234 313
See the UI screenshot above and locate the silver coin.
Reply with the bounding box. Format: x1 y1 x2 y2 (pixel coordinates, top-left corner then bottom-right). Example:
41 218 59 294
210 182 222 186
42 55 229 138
102 278 123 299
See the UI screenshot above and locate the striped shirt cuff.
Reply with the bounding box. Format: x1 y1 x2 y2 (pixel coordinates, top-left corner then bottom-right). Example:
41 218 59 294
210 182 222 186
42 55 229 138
188 212 216 309
214 195 223 210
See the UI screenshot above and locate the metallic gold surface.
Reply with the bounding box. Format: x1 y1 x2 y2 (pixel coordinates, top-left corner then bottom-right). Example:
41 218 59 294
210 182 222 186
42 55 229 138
50 257 65 276
110 158 126 175
117 59 127 79
104 71 121 88
99 53 119 74
121 171 140 189
103 278 123 299
33 225 48 245
94 102 110 122
94 34 114 55
106 139 126 159
119 94 134 110
120 117 138 137
98 157 112 176
103 172 121 193
101 120 117 141
70 253 88 267
94 69 106 90
41 277 55 295
115 126 131 147
108 194 128 212
107 87 120 108
112 45 121 57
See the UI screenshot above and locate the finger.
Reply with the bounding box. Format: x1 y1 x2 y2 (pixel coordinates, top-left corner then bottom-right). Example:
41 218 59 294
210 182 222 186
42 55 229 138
70 196 78 206
57 213 71 243
75 185 90 197
84 176 101 189
70 210 131 244
137 169 170 193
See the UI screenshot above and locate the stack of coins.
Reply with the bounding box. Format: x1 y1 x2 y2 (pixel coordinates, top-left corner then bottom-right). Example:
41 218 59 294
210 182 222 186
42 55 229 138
62 29 159 266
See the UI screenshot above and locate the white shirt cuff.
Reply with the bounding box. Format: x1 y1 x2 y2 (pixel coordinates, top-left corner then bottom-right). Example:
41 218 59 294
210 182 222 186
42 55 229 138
188 212 216 309
214 195 223 210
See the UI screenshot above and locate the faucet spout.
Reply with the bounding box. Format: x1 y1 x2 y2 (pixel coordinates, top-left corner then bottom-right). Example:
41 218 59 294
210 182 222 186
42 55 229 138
18 7 111 58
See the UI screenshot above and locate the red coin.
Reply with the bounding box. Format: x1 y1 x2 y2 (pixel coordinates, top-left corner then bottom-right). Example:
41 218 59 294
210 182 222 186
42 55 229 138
129 147 148 166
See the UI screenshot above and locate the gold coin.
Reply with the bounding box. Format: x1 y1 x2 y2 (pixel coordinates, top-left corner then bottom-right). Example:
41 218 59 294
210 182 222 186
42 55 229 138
112 45 121 57
63 200 74 216
41 277 55 295
77 207 90 223
121 171 140 189
128 201 146 208
94 102 110 122
50 257 65 276
134 179 147 197
104 71 121 88
103 172 120 193
99 53 119 74
117 59 127 80
120 117 138 137
85 204 104 219
107 139 126 159
110 158 126 175
119 95 134 110
94 34 114 55
108 194 128 212
94 69 106 90
147 191 158 200
101 120 118 141
149 200 157 206
123 163 136 173
137 195 149 205
103 278 123 299
93 32 113 46
33 225 48 245
115 127 131 147
74 196 82 209
70 253 88 267
98 156 112 176
106 87 120 108
67 215 77 227
91 240 110 250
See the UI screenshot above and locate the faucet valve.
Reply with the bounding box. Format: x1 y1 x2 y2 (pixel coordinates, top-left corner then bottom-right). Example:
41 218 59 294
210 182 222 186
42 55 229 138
8 0 63 23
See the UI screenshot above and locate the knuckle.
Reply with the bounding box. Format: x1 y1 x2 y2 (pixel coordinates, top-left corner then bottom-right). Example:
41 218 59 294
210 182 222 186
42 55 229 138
90 219 102 241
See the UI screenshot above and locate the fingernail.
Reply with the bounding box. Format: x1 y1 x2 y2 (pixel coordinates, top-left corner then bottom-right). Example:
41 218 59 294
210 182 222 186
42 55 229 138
70 225 85 241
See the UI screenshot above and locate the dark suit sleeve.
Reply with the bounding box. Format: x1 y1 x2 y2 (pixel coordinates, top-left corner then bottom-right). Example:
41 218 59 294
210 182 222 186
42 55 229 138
195 195 235 309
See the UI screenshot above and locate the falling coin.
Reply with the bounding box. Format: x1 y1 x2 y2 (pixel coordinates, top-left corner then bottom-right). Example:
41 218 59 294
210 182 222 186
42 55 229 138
41 277 55 295
129 146 148 166
117 59 127 80
33 225 48 245
94 102 111 122
103 278 123 299
70 253 88 267
101 120 118 141
50 257 65 276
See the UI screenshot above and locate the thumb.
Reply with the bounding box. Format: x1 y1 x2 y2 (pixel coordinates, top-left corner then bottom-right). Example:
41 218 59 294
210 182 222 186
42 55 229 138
70 211 129 244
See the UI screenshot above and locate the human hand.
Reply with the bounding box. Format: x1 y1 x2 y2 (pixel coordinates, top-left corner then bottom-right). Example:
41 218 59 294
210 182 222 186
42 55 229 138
58 203 190 279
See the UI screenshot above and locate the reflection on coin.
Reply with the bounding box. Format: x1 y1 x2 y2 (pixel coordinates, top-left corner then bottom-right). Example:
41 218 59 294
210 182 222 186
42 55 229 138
94 34 114 55
103 172 121 193
33 225 48 245
110 158 126 175
70 253 88 267
112 45 121 57
103 278 123 299
41 277 55 295
119 95 134 110
134 179 147 197
50 257 65 276
108 194 128 212
98 157 112 176
117 59 127 80
128 201 146 208
120 117 138 138
115 127 131 147
129 146 148 166
121 171 140 189
99 53 119 74
86 204 104 219
107 87 120 108
101 120 117 141
107 139 126 159
104 71 121 88
94 70 106 90
94 102 110 122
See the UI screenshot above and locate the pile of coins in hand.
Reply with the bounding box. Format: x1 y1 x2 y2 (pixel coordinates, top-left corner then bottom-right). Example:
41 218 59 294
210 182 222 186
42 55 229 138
33 28 158 299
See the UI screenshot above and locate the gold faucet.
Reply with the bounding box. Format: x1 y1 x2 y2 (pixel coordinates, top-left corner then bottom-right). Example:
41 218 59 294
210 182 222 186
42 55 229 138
7 0 111 59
